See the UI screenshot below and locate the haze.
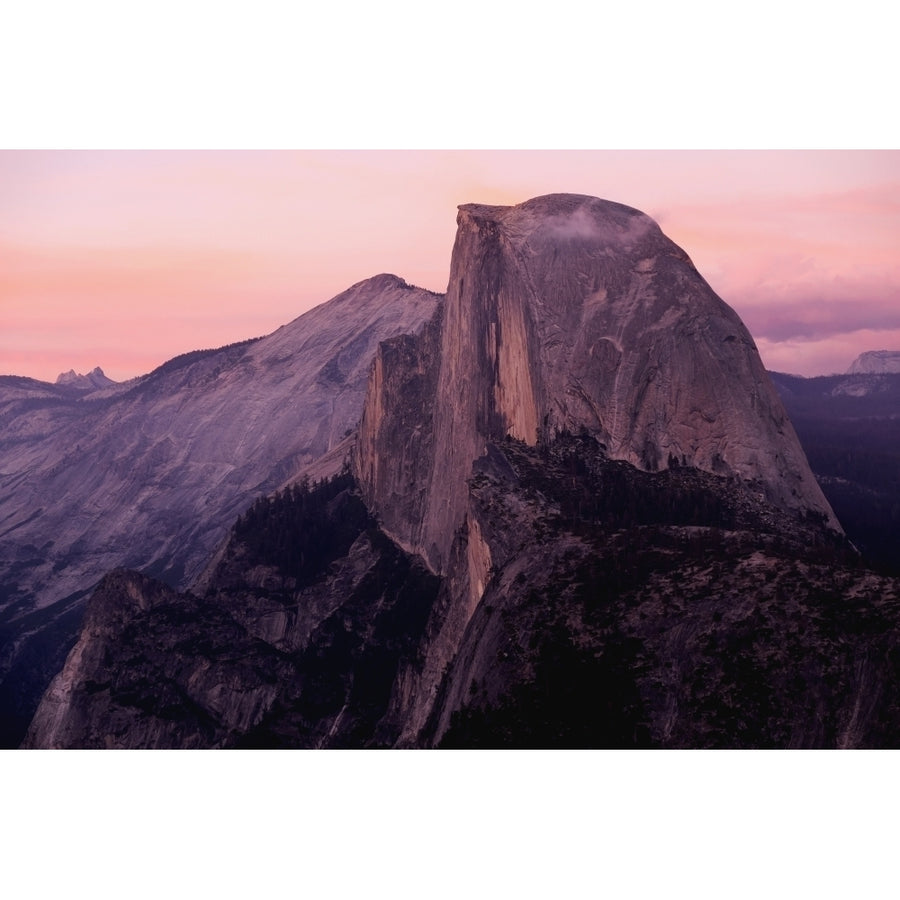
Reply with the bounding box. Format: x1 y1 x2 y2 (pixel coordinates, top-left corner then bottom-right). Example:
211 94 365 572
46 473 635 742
2 149 898 382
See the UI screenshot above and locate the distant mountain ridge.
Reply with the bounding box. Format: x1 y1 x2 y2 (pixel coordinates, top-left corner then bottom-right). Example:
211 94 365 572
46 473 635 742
847 350 900 375
769 369 900 576
54 366 116 391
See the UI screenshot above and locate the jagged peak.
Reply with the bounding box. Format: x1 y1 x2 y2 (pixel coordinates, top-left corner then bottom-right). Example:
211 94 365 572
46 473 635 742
55 369 77 384
55 366 116 389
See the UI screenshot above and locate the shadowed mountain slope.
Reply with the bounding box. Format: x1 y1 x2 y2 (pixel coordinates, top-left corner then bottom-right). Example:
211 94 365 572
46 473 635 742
25 438 898 750
770 370 900 575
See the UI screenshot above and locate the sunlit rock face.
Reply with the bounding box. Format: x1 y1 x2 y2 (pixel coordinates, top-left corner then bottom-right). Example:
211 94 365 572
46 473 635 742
847 350 900 374
356 194 838 575
349 194 842 744
0 274 440 746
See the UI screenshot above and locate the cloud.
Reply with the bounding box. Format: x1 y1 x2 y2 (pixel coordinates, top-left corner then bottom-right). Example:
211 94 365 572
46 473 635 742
731 276 900 343
756 328 900 377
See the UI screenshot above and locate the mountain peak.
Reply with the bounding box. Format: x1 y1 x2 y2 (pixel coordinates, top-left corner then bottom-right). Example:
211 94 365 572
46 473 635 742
361 273 413 290
459 192 650 220
847 350 900 374
356 192 840 575
458 194 662 251
55 366 115 390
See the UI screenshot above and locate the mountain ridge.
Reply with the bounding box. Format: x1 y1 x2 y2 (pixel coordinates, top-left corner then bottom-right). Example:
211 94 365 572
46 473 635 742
54 366 117 391
0 274 440 746
847 350 900 375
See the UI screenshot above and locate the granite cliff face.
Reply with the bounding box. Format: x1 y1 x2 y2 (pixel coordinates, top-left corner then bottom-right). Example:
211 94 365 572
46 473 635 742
0 274 439 746
350 194 843 742
355 195 837 577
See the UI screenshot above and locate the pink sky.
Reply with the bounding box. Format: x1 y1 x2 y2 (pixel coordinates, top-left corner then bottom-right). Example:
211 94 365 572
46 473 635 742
2 149 899 382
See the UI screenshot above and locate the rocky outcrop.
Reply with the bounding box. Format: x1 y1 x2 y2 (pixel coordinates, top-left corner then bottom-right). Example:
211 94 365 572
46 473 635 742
54 367 116 391
355 195 838 577
21 569 295 749
23 478 442 749
0 274 440 746
847 350 900 374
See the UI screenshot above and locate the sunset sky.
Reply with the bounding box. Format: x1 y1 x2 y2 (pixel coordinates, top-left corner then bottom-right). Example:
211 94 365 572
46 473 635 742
0 150 900 381
2 149 898 382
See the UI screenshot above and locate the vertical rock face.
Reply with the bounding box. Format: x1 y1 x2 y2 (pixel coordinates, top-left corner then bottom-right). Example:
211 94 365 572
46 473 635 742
353 306 444 562
355 194 839 575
